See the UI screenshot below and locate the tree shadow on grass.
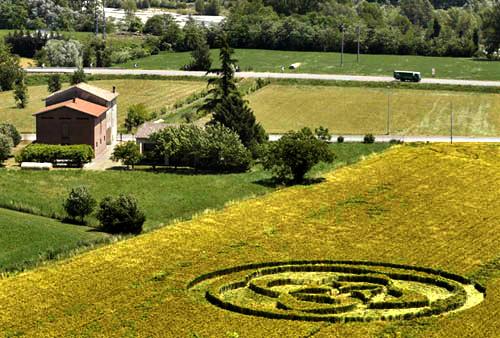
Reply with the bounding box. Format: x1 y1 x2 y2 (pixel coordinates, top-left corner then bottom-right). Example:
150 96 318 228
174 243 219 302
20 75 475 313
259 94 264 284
254 177 326 189
106 165 240 176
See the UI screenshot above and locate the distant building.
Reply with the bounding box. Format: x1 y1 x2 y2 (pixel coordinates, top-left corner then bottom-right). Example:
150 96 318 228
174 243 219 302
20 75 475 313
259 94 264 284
135 121 177 154
33 83 118 154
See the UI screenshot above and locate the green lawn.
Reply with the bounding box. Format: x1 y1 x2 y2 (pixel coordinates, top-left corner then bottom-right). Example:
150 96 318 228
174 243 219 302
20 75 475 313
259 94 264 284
0 143 390 229
0 208 107 272
0 79 206 133
0 143 390 272
248 84 500 136
115 48 500 81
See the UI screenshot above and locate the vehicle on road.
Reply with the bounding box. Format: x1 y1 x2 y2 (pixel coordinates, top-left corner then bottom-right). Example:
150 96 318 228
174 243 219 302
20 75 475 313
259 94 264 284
394 70 422 82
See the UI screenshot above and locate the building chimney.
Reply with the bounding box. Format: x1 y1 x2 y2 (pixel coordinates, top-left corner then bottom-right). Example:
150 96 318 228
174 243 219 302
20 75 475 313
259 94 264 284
73 97 76 103
112 86 116 93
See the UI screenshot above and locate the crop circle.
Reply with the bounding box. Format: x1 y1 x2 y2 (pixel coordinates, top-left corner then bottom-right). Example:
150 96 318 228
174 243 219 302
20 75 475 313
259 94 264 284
188 260 485 322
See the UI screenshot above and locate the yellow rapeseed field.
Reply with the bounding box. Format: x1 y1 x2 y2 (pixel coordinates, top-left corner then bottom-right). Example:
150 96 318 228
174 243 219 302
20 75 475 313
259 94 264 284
0 144 499 337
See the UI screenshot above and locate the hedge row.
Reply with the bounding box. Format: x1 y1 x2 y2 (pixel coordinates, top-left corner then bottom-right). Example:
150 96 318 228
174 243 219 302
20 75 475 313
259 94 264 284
17 144 94 166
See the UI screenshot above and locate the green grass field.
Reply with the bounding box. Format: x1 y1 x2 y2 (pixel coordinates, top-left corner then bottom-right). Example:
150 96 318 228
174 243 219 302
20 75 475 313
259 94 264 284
0 143 389 273
0 79 206 133
116 48 500 80
0 144 498 336
0 208 107 272
248 84 500 136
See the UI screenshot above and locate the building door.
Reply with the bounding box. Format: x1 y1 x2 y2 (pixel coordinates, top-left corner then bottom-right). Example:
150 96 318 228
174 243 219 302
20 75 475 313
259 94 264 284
61 123 70 144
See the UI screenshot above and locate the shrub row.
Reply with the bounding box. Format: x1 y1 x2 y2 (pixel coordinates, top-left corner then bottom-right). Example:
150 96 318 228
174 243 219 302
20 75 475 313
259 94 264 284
17 144 94 167
147 124 251 173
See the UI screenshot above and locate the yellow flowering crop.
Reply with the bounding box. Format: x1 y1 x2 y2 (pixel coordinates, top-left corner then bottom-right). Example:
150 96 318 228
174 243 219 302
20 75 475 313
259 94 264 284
0 144 498 337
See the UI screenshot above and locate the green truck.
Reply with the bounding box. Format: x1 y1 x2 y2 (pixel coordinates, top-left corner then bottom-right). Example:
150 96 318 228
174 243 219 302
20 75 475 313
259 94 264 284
394 70 422 82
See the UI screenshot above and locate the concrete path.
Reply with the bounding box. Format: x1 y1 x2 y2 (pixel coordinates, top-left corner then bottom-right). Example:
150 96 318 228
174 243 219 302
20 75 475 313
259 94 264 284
26 67 500 88
83 143 124 171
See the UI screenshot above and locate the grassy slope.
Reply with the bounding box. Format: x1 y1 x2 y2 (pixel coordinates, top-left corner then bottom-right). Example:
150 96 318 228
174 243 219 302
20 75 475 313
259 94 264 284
115 48 500 80
0 144 497 337
0 208 106 272
0 144 389 230
248 84 500 136
0 79 205 133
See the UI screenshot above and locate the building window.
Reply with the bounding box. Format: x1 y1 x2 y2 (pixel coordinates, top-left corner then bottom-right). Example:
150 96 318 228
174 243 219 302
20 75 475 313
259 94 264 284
96 142 98 147
77 117 89 120
59 117 71 120
40 117 54 120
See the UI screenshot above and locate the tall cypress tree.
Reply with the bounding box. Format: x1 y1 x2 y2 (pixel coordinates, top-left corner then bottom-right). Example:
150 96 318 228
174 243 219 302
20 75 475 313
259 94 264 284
200 35 266 150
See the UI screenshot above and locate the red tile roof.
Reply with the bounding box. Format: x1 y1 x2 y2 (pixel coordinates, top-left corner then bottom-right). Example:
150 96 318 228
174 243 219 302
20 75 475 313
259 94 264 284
34 98 109 118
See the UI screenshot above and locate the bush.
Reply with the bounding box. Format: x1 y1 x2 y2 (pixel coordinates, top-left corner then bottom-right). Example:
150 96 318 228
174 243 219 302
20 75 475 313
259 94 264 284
63 186 96 223
0 123 21 146
262 127 335 183
70 68 86 85
337 136 345 143
124 103 150 132
314 126 331 142
111 141 142 169
13 76 28 108
42 39 83 67
96 194 146 234
0 133 13 163
47 74 62 93
17 144 94 166
363 134 376 144
149 124 251 173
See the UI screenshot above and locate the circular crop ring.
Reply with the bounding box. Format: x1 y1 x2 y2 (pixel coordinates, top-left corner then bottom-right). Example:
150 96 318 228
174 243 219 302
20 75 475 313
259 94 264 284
188 260 485 322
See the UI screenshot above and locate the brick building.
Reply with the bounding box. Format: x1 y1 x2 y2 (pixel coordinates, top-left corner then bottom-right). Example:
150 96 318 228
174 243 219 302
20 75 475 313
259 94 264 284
34 83 118 154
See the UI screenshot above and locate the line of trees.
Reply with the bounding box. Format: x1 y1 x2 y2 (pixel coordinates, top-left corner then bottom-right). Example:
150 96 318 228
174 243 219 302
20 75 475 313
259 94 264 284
223 0 497 58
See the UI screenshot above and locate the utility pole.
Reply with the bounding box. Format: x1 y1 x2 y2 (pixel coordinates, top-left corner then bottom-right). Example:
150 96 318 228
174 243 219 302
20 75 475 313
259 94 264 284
356 26 361 63
340 24 345 67
387 87 391 135
94 0 99 36
450 102 454 144
102 0 106 40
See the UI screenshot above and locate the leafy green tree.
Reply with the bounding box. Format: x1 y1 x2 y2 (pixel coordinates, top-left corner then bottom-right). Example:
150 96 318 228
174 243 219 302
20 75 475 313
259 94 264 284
482 0 500 57
0 43 23 91
0 123 21 147
42 39 83 67
63 186 97 223
96 194 146 234
262 127 335 183
143 14 176 36
204 0 221 16
124 103 149 132
83 38 112 68
195 0 205 14
400 0 434 27
111 141 142 169
13 75 28 108
70 68 86 85
149 124 251 172
0 133 13 164
185 36 212 71
47 74 62 93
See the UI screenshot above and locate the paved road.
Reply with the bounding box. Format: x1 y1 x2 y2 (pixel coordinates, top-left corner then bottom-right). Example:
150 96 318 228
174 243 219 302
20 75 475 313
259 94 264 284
26 67 500 87
22 134 500 143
